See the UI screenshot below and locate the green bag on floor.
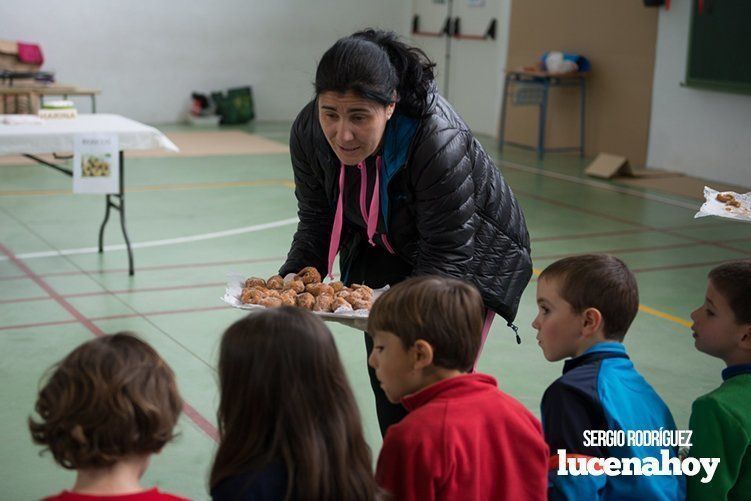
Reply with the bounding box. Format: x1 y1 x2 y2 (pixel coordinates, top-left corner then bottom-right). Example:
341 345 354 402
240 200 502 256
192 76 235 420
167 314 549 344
211 86 255 124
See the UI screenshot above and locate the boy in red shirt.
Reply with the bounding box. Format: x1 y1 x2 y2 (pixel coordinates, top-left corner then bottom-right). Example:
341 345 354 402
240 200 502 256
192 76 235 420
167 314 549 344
368 276 548 501
29 333 188 501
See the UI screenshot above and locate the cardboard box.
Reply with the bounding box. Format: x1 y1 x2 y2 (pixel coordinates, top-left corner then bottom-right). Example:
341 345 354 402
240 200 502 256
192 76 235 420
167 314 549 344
585 153 676 179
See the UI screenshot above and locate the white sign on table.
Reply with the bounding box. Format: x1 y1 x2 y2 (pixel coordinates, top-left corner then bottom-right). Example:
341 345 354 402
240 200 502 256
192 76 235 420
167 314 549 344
73 133 120 194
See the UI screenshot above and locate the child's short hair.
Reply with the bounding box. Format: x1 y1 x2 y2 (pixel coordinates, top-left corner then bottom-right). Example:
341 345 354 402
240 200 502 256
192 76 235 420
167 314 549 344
709 260 751 325
539 254 638 341
368 275 484 371
29 333 182 469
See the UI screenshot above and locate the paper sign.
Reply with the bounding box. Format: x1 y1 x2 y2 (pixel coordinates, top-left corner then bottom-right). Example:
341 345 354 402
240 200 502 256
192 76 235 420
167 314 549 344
73 134 120 194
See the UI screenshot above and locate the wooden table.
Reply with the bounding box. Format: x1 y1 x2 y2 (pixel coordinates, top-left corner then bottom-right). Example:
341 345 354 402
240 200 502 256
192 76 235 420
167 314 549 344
0 84 101 114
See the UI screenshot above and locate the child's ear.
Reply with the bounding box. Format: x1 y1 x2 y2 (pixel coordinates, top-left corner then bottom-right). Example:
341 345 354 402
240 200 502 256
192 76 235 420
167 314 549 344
412 339 434 369
739 324 751 350
581 307 604 337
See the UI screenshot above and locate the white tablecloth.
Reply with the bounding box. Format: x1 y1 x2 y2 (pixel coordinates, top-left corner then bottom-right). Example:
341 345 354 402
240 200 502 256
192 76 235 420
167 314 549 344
0 114 179 155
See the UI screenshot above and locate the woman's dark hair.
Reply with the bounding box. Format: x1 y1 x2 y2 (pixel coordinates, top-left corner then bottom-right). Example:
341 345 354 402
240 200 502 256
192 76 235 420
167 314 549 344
210 307 380 500
28 333 182 469
315 29 436 117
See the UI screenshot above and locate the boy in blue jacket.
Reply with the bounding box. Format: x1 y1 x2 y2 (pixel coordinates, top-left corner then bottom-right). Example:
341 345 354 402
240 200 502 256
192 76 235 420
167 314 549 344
532 254 685 500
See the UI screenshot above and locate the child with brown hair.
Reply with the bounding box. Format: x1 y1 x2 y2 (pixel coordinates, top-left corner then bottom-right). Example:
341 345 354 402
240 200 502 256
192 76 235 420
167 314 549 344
29 333 186 501
368 275 548 501
210 306 381 501
687 260 751 499
533 254 684 500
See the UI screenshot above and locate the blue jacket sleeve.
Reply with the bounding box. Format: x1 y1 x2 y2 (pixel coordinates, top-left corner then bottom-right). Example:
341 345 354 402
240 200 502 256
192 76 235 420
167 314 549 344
542 380 608 500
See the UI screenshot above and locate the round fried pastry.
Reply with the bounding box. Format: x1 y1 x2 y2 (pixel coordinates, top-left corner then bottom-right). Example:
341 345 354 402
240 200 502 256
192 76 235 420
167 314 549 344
716 193 734 203
296 266 322 285
244 277 266 288
280 290 297 306
332 296 353 312
283 279 305 293
259 296 283 308
305 283 334 297
314 293 334 312
296 292 315 310
350 296 371 310
329 281 345 293
350 283 373 295
240 287 264 304
266 275 285 290
349 288 372 301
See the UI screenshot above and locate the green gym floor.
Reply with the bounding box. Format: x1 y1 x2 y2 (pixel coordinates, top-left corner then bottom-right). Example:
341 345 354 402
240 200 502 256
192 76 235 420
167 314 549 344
1 122 749 499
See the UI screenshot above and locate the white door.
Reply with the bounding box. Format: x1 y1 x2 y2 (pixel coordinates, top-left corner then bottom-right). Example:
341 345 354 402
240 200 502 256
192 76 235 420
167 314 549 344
410 0 510 137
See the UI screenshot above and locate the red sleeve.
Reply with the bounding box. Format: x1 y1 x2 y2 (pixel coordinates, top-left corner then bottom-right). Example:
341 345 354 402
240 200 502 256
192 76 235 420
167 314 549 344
376 423 444 501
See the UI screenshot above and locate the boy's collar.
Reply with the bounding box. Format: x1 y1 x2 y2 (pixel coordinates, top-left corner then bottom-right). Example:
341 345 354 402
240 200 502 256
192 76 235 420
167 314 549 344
581 341 625 356
563 342 628 374
722 362 751 381
400 373 496 411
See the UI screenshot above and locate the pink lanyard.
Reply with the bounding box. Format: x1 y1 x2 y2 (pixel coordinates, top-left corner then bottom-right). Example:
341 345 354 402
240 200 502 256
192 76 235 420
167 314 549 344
326 157 381 279
358 156 381 245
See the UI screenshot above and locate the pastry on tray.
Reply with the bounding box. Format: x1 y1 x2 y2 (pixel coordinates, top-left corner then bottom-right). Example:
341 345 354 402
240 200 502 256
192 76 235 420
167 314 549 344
239 268 374 312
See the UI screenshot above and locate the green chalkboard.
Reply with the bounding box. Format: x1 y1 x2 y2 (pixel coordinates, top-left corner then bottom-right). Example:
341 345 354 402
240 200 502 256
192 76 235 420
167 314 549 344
686 0 751 95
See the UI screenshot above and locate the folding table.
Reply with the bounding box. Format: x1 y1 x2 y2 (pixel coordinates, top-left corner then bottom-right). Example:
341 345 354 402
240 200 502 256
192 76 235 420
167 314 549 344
0 114 179 275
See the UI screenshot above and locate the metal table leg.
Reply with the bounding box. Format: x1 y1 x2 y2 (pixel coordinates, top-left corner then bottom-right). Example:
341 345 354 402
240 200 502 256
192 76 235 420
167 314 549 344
579 78 586 158
498 73 511 152
537 83 550 159
24 150 134 275
98 151 134 275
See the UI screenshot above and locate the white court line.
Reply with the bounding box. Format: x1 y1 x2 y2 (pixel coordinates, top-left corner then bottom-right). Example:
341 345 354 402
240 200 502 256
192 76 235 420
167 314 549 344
499 160 699 210
2 161 698 263
0 217 299 262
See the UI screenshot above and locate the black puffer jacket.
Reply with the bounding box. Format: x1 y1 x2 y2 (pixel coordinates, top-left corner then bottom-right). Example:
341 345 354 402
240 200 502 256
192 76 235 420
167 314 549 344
280 93 532 323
